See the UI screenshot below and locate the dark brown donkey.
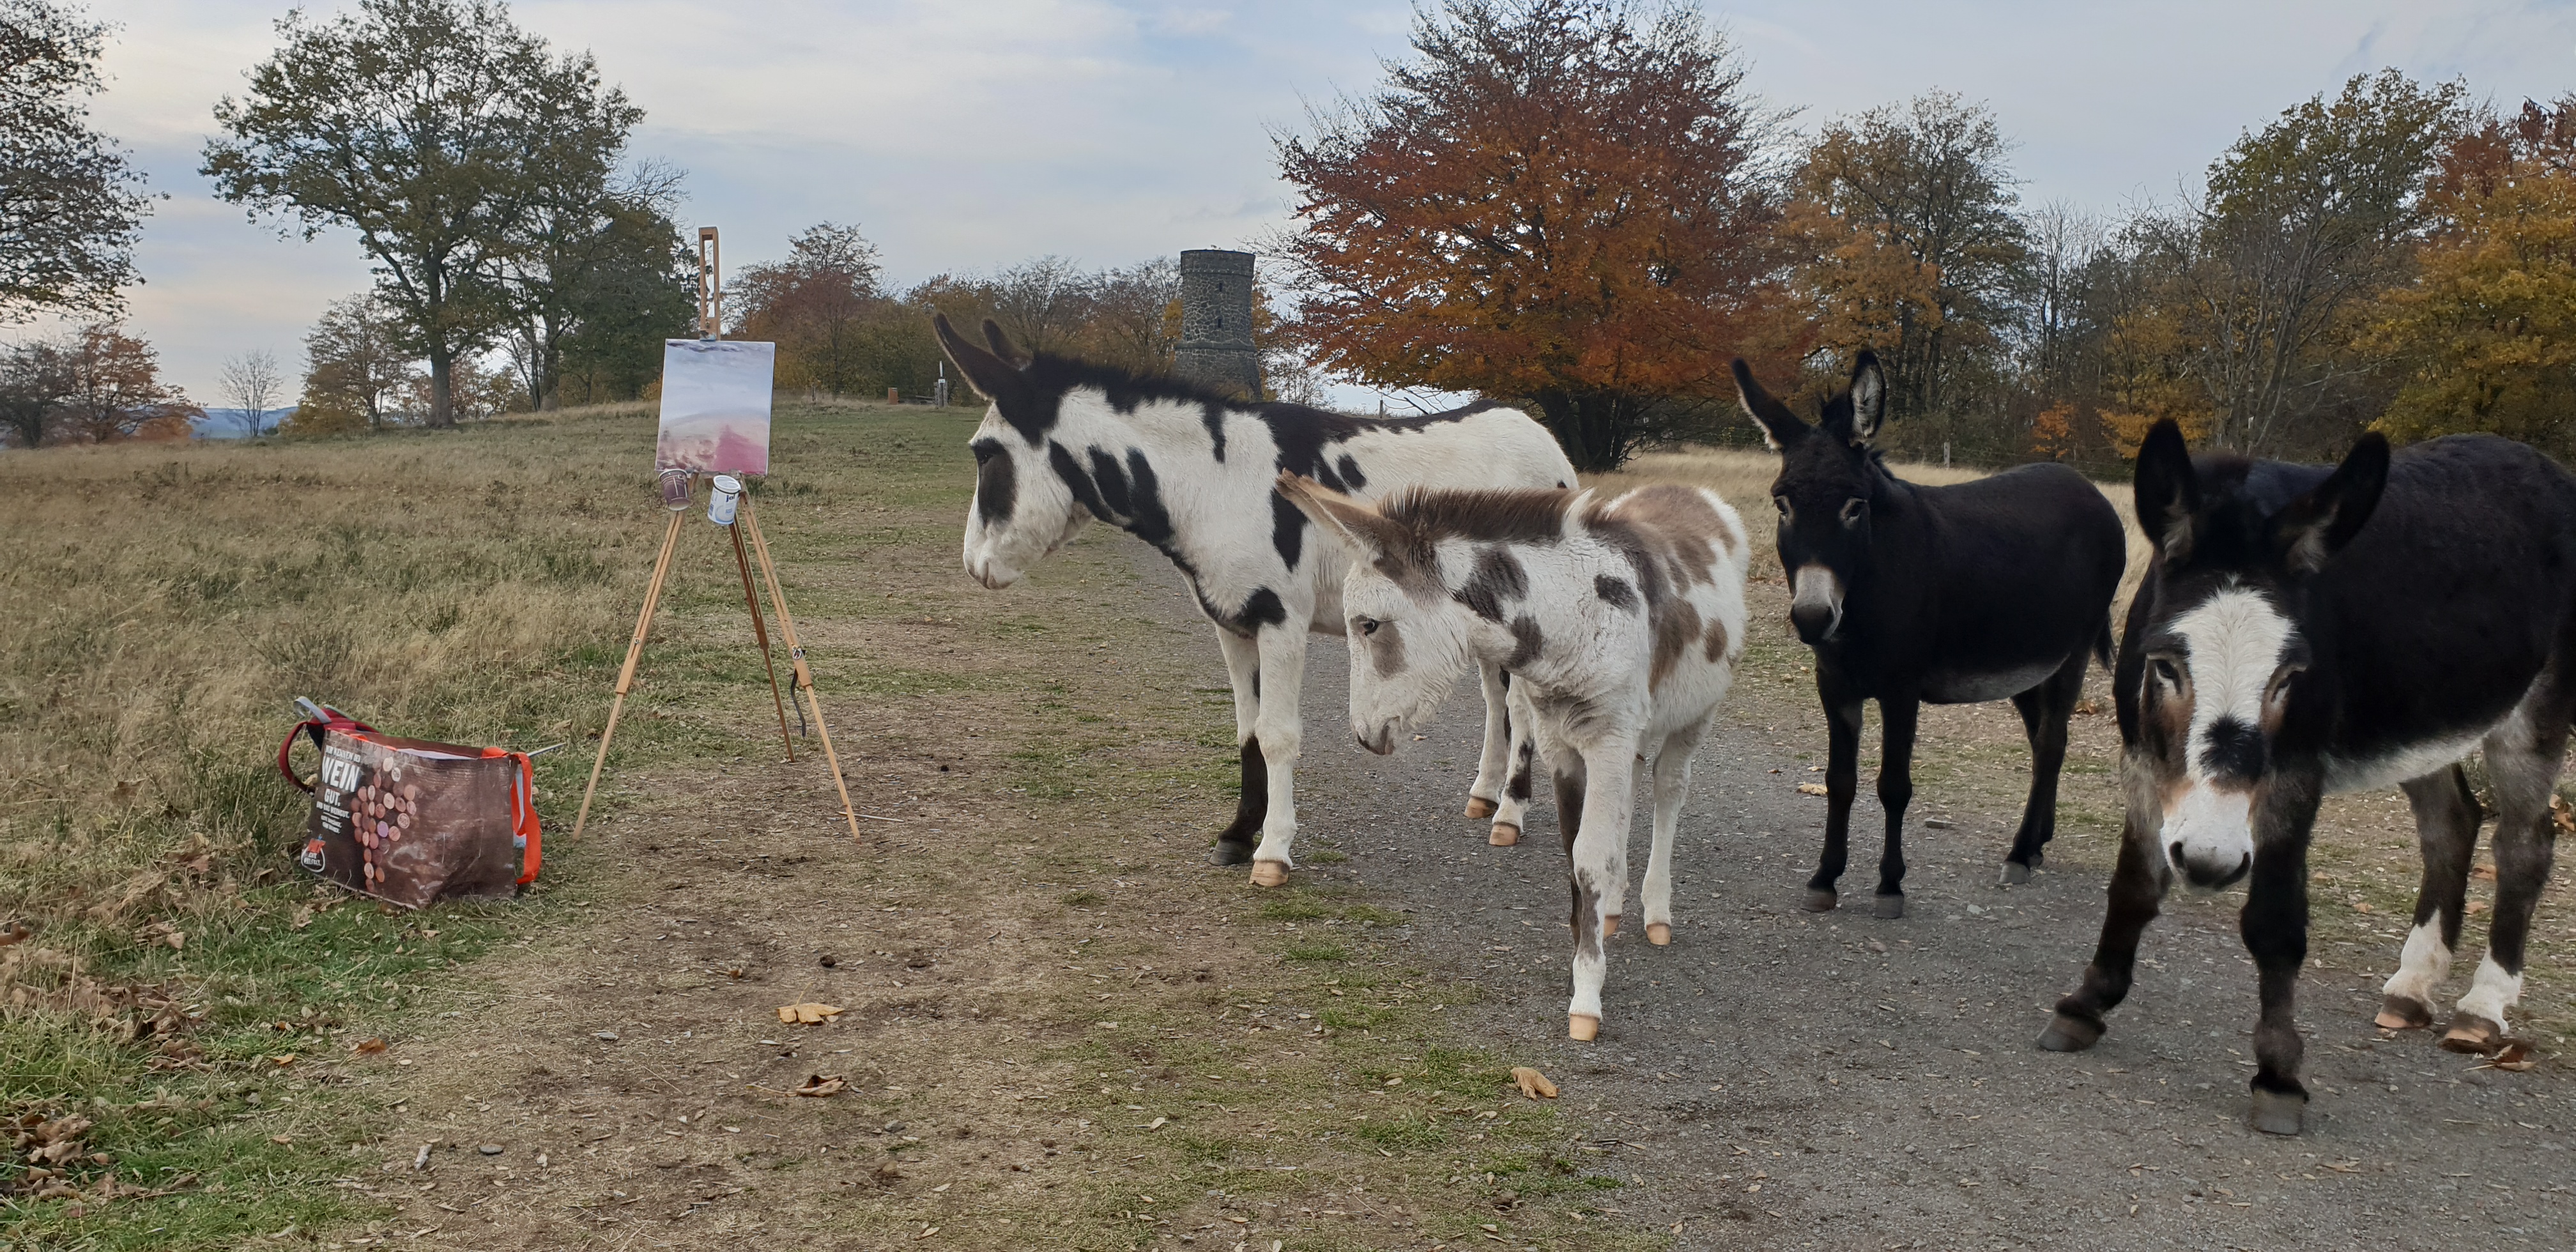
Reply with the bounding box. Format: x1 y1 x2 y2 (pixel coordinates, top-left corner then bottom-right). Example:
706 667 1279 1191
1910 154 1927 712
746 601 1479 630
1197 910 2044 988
1731 353 2126 917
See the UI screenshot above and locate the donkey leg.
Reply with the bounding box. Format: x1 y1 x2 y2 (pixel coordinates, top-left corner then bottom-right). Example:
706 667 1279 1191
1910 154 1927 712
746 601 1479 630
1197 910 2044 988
1805 678 1865 913
1209 629 1267 866
2002 651 2085 883
1871 695 1919 919
2041 809 2172 1052
2378 767 2478 1028
1641 720 1709 945
1464 660 1510 819
1244 626 1309 888
2444 698 2573 1052
1564 740 1636 1040
1491 677 1540 846
2241 791 2319 1135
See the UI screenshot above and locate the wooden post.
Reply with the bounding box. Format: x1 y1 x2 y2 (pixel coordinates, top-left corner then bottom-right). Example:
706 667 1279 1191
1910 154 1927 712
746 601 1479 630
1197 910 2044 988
697 227 721 338
571 508 685 840
739 495 863 842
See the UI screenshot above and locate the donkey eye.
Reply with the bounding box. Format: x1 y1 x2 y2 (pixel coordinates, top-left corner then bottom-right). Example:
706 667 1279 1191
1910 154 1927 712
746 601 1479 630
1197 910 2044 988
1774 495 1791 517
971 440 1001 464
1355 617 1381 636
2151 659 2182 689
1840 498 1867 527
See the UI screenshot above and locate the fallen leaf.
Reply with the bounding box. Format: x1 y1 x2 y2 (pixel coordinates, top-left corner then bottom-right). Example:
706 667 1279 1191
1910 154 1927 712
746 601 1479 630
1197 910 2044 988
289 906 314 931
2483 1039 2538 1073
776 1002 843 1025
1510 1065 1558 1099
2552 793 2573 836
792 1074 847 1097
268 1054 296 1067
2352 901 2373 914
0 921 33 947
1795 782 1828 797
351 1037 388 1055
2468 901 2489 916
270 1134 292 1145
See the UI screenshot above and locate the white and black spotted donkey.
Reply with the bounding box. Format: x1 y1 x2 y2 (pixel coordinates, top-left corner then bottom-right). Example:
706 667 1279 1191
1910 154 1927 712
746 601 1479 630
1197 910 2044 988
933 314 1574 885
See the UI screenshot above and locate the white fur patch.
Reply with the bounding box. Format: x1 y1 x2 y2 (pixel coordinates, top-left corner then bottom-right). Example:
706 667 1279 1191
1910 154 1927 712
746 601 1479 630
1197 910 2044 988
2382 918 2453 1007
1790 565 1843 637
2455 952 2524 1027
2167 588 2293 779
2162 783 2253 885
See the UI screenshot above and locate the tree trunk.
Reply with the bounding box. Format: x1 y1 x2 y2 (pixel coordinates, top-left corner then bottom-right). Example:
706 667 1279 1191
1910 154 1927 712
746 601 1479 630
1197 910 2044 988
427 344 456 428
1535 389 1637 472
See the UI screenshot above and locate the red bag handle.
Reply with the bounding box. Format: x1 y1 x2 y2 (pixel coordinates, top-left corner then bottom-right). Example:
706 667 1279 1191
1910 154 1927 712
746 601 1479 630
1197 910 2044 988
277 706 376 793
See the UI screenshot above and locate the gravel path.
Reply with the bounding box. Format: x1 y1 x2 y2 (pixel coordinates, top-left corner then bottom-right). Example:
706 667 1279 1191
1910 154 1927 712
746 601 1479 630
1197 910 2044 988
1126 538 2575 1252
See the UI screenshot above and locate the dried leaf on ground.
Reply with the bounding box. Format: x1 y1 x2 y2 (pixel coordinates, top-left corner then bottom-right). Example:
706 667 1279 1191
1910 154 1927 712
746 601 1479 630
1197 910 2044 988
351 1037 388 1055
1510 1065 1558 1099
2478 1039 2538 1072
776 1002 843 1024
792 1074 846 1097
289 906 314 931
1795 782 1828 797
0 922 33 947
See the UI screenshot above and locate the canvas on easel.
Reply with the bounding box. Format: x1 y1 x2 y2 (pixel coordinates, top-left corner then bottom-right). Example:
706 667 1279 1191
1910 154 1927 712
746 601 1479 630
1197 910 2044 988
571 227 859 844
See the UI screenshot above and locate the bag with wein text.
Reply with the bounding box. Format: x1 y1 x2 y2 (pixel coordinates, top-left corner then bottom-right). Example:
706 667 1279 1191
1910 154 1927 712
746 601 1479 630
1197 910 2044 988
276 703 542 908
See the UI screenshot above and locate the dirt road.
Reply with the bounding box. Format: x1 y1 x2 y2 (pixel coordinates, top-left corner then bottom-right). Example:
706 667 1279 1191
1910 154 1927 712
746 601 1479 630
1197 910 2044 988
1139 542 2576 1251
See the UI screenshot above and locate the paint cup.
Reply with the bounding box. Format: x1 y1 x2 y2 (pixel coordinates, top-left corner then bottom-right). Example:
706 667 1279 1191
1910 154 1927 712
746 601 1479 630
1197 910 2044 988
659 469 693 512
709 475 742 526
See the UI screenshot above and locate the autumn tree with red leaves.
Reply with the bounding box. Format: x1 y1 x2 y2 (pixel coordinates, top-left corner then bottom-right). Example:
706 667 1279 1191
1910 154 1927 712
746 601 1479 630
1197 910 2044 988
1273 0 1800 470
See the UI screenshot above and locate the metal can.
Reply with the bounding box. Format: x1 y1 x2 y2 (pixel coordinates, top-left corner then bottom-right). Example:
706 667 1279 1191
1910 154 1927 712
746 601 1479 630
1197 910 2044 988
708 474 742 526
659 468 693 512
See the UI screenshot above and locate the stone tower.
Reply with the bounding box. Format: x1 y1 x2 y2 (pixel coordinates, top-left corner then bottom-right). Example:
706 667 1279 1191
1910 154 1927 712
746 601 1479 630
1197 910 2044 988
1175 249 1260 401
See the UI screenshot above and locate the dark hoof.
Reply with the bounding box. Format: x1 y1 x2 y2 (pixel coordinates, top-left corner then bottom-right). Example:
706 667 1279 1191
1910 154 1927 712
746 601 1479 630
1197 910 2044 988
1872 892 1905 920
2441 1013 2507 1055
1801 888 1837 913
2374 994 2434 1031
1208 841 1255 867
2249 1087 2307 1136
2036 1013 2103 1053
1999 860 2033 885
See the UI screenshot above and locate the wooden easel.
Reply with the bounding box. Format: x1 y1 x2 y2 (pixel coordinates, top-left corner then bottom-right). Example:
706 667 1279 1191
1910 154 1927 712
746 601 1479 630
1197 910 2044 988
568 226 862 843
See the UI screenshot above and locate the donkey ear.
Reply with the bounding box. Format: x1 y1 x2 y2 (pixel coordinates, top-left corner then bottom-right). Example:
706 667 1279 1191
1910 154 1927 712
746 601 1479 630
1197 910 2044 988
1275 471 1407 567
1846 351 1886 443
2269 431 2389 576
981 318 1027 367
2133 419 2200 565
1729 358 1809 452
933 312 1025 404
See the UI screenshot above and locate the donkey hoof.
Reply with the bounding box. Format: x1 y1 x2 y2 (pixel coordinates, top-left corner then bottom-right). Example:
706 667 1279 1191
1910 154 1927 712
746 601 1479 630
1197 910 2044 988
1998 860 2034 886
1466 797 1498 820
1645 922 1671 947
1208 841 1254 867
1246 862 1289 889
2440 1014 2507 1055
2249 1087 2307 1136
1872 893 1905 920
2374 995 2434 1031
1602 915 1620 938
1489 823 1521 847
2036 1012 2103 1053
1800 889 1837 913
1568 1013 1600 1042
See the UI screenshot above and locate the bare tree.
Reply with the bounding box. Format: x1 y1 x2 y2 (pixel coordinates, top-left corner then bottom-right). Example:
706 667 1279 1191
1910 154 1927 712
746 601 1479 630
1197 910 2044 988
218 348 282 436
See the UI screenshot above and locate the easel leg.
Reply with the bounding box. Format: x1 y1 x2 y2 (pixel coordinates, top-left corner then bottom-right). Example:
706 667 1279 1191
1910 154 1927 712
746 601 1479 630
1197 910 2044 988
740 498 863 843
731 521 795 759
572 510 686 840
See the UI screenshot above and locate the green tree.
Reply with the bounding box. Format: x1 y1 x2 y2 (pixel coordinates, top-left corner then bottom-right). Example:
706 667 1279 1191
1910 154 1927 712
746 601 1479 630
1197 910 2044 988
202 0 640 427
0 0 151 321
299 292 418 431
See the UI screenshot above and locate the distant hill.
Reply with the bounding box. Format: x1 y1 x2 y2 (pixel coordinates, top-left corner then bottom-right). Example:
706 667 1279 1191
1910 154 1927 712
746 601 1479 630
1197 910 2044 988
193 408 298 439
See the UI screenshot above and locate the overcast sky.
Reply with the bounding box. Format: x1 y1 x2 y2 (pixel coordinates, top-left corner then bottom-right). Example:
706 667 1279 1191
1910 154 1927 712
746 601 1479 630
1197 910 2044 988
59 0 2576 405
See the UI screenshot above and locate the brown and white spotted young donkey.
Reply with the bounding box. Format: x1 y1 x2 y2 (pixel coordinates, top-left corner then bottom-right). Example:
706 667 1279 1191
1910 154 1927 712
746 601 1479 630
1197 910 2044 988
1280 472 1749 1041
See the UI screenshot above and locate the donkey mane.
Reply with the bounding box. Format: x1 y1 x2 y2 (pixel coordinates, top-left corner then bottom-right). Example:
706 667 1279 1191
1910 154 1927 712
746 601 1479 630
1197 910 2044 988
1008 351 1508 450
1377 486 1573 546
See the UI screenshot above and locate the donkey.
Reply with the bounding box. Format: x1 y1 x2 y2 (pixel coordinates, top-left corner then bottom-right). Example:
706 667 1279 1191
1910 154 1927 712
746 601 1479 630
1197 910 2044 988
933 314 1575 885
1278 471 1749 1041
1731 353 2125 917
2039 421 2576 1135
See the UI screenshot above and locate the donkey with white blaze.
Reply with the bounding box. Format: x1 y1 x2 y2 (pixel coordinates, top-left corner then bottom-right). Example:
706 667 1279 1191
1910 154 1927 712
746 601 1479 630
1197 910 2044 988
2039 420 2576 1135
933 314 1575 885
1279 472 1749 1041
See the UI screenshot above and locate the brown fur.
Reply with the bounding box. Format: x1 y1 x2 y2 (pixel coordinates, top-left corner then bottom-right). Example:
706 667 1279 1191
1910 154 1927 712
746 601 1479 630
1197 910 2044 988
1650 598 1705 691
1703 615 1732 662
1379 486 1573 547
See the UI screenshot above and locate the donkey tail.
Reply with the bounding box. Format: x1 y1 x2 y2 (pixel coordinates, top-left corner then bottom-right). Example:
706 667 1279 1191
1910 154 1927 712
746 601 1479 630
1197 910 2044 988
2092 615 2115 669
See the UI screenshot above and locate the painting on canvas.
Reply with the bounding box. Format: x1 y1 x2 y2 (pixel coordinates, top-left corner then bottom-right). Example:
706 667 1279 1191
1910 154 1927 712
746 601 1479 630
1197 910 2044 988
655 339 774 475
